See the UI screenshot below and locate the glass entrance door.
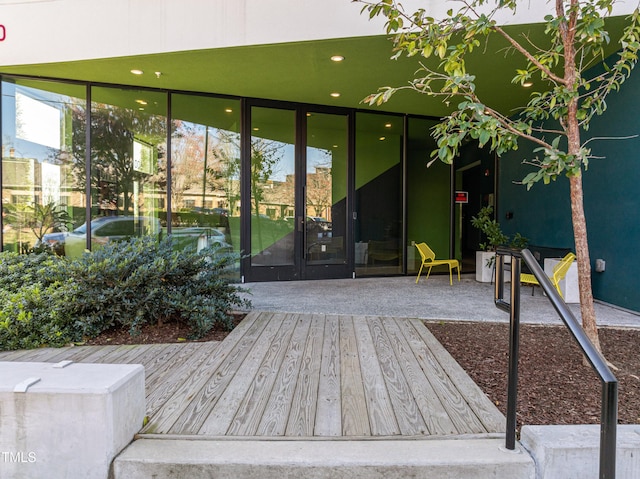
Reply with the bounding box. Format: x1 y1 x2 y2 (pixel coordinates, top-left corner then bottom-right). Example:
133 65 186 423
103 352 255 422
243 104 350 281
303 111 349 278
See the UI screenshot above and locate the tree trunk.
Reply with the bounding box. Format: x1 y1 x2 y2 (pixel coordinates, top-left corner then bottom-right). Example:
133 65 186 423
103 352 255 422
560 0 602 352
569 173 602 352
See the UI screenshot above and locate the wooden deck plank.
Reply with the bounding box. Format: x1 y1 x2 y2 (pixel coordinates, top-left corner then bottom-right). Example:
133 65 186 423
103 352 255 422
40 347 92 363
352 316 400 436
368 317 427 436
399 319 488 434
70 344 130 363
143 343 218 421
30 345 115 363
89 344 155 365
382 318 457 435
166 312 271 435
130 343 185 378
4 346 71 363
0 348 50 362
47 345 112 363
0 350 27 361
256 314 311 436
144 311 263 434
314 314 341 436
198 313 284 435
3 311 503 440
144 342 215 393
285 313 325 436
226 313 299 436
102 344 166 366
72 344 145 363
416 321 505 433
18 346 80 363
339 316 371 436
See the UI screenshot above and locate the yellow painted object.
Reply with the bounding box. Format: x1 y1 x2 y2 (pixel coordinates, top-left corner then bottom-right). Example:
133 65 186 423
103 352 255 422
520 252 576 298
414 242 461 285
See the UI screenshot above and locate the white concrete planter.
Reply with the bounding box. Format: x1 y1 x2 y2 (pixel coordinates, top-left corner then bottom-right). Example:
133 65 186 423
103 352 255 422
476 251 512 283
544 257 579 303
476 251 495 282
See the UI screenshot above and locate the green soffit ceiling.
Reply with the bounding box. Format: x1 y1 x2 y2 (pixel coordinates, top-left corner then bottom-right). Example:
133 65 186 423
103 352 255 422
0 18 630 118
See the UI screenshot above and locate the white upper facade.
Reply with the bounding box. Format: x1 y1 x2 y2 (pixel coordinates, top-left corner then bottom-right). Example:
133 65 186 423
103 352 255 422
1 0 635 67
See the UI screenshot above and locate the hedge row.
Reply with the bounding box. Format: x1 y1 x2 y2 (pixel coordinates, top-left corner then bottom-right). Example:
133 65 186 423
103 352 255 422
0 237 250 350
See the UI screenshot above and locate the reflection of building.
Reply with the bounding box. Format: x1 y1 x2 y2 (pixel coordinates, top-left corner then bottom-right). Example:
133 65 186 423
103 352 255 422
1 1 640 312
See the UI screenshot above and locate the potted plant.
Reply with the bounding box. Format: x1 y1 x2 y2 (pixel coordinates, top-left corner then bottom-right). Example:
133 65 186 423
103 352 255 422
471 206 528 282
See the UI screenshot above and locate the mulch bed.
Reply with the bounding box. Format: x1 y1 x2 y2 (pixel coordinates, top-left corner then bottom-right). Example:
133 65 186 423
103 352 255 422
427 322 640 428
84 314 639 428
82 313 245 346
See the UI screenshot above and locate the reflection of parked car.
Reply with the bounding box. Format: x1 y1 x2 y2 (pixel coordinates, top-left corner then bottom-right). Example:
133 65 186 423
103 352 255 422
52 216 162 257
307 216 332 237
170 226 232 253
38 231 69 255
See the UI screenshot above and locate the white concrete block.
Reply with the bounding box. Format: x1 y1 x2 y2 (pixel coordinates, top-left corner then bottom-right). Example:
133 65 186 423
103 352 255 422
0 361 145 479
544 257 579 303
520 424 640 479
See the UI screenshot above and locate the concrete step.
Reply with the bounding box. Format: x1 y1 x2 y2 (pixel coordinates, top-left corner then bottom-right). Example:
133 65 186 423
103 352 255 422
112 437 535 479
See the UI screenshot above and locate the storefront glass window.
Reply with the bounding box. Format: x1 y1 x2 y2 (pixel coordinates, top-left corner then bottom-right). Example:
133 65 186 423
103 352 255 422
170 93 241 276
1 79 86 255
64 86 168 258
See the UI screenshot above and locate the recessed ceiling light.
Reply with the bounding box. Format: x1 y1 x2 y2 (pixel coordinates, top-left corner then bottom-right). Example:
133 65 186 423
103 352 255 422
330 55 345 62
306 113 312 117
333 144 339 148
385 123 392 128
135 99 147 105
154 71 162 78
379 136 386 141
225 108 233 113
523 81 533 87
130 69 144 75
253 127 260 131
330 92 341 98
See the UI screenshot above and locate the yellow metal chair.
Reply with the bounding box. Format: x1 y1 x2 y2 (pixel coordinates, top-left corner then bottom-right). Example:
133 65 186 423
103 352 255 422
520 252 576 298
415 242 460 285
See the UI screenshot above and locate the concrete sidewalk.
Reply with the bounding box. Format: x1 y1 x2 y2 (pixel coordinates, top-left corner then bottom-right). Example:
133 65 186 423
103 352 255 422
242 274 640 329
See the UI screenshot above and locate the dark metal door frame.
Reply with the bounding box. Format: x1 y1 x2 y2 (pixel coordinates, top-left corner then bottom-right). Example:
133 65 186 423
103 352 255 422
241 100 353 282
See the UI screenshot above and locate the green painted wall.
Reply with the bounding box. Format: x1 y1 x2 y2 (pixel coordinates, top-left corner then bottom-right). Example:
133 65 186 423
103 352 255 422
498 57 640 312
406 118 451 272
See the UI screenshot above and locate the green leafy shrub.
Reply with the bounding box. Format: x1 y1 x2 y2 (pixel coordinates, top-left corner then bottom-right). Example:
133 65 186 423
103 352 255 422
0 284 77 350
471 206 529 251
0 251 65 292
62 236 249 339
0 237 250 350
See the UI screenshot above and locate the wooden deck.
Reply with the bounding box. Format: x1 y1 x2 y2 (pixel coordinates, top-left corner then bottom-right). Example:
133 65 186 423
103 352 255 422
0 311 504 439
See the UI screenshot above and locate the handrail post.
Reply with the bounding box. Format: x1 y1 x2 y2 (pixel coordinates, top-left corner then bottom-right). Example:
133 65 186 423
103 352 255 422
600 380 618 479
495 247 617 477
505 253 521 450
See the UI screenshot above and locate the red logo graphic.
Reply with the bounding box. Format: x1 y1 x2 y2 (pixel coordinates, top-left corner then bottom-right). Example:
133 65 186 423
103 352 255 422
0 25 5 42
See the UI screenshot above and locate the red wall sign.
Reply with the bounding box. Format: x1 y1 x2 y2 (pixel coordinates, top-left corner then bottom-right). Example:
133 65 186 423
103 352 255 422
455 191 469 204
0 25 5 42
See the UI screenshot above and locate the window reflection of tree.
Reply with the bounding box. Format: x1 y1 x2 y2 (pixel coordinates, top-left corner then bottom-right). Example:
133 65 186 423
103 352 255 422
306 149 332 219
171 121 207 214
70 103 166 215
205 129 241 216
250 137 287 252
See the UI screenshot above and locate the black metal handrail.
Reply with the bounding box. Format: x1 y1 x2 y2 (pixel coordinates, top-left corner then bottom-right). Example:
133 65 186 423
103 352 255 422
494 247 618 479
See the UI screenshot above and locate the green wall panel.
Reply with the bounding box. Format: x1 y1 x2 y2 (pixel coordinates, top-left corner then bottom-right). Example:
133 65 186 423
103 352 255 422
406 118 451 272
498 58 640 312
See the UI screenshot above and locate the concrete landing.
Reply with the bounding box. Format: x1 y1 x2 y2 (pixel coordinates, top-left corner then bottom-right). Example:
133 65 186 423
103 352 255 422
521 425 640 479
112 437 535 479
